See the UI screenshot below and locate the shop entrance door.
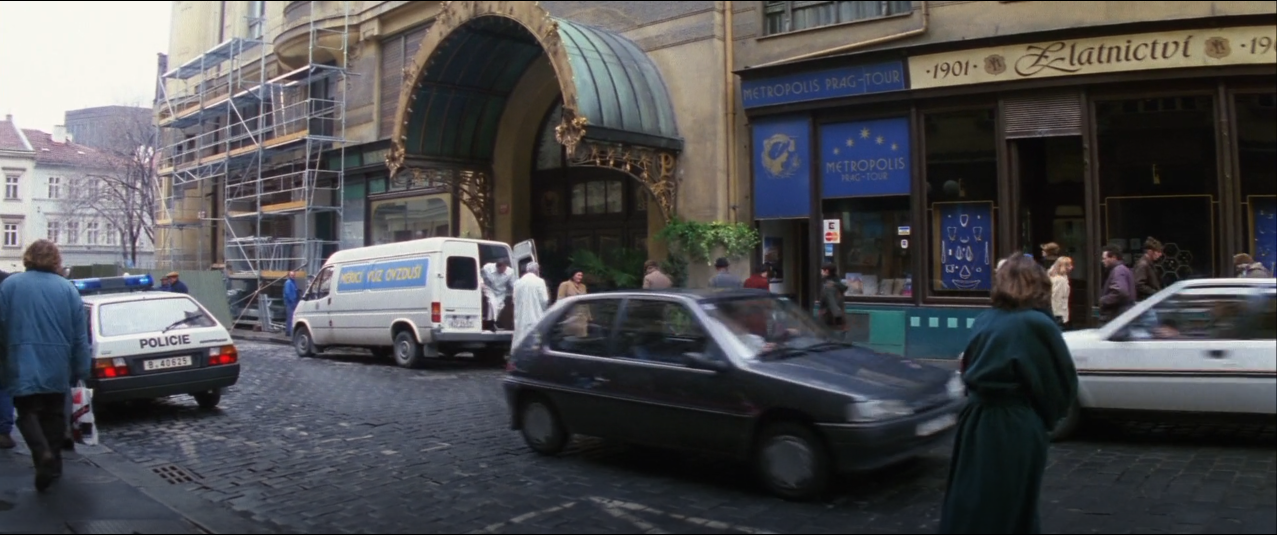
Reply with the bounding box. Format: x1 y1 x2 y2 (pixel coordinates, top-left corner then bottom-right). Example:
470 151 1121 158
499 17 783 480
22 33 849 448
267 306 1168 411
1011 136 1090 327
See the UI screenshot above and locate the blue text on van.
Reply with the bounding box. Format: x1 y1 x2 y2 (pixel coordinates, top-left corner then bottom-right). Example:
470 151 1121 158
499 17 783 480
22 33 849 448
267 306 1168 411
336 258 430 292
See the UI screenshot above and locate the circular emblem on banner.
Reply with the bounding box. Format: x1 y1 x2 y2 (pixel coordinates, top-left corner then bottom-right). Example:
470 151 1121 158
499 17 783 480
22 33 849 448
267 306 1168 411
761 133 802 179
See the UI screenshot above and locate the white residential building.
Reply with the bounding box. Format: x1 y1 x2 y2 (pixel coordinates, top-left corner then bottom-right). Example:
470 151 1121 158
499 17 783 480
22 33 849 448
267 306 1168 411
0 115 154 272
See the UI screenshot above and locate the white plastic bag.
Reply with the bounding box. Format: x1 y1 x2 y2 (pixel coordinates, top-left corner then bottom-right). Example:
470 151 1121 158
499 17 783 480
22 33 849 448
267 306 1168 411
71 381 98 446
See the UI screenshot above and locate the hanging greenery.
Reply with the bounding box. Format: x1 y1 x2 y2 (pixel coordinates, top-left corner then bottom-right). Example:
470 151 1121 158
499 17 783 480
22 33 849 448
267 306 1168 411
656 217 760 265
567 248 648 290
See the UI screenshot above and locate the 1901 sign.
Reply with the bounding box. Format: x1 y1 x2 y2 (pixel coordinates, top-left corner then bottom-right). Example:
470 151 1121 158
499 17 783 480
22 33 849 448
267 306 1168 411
908 25 1276 90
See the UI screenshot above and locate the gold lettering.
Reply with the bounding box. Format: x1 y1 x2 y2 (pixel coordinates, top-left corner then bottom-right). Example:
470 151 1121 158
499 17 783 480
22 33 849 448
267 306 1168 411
1016 41 1081 77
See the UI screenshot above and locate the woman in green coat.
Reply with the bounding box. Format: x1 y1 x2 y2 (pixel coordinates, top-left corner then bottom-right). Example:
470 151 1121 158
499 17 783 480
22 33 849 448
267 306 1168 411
940 254 1079 534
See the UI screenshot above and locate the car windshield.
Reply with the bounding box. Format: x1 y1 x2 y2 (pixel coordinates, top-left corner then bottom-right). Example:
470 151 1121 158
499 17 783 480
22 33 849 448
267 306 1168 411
98 297 218 337
701 296 843 360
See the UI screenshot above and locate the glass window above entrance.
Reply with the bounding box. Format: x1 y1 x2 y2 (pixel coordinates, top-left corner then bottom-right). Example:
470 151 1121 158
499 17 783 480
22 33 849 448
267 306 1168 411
370 193 451 245
764 1 913 36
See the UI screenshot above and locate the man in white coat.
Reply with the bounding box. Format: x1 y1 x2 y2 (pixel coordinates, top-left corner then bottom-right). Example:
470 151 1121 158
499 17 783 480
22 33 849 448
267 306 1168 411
511 262 549 351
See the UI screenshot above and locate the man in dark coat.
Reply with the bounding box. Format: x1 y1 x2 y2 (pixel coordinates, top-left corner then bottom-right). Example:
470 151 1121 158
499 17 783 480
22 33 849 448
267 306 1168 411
1133 237 1164 302
1099 245 1136 323
818 263 847 330
940 255 1078 534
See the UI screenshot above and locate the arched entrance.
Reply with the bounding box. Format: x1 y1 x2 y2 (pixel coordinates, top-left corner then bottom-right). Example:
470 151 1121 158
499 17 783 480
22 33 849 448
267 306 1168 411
386 1 684 288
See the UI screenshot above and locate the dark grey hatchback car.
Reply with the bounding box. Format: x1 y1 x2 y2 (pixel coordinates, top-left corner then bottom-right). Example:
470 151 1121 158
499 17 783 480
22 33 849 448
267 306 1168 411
503 290 966 500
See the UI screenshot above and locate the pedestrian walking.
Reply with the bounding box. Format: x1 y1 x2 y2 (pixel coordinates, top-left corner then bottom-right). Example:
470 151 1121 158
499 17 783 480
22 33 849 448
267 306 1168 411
744 263 772 291
939 254 1078 534
1234 253 1273 278
1134 237 1164 302
283 271 301 337
818 263 848 331
0 240 92 492
512 262 549 351
708 257 743 289
164 271 190 294
557 268 589 337
0 269 12 451
1039 242 1061 272
1099 245 1136 323
642 260 673 290
1048 257 1074 328
481 258 515 331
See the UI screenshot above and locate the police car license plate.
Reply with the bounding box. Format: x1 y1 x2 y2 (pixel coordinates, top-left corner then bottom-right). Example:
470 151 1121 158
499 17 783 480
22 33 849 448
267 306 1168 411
144 356 192 371
916 414 957 437
448 315 475 329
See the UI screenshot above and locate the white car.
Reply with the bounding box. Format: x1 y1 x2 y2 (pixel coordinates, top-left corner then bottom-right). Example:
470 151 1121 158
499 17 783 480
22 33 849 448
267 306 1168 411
77 275 241 410
1054 277 1276 440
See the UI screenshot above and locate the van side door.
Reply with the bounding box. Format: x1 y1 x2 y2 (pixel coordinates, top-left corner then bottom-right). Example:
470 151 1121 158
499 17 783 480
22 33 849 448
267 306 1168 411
441 240 483 333
303 266 336 344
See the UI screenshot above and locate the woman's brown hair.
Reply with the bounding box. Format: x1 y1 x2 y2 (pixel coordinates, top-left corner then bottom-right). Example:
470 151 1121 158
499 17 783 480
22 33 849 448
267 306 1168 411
992 254 1051 311
23 239 63 273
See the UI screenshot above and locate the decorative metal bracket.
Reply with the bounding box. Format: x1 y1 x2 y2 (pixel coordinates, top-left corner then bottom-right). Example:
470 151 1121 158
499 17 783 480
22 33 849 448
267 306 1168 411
568 138 679 222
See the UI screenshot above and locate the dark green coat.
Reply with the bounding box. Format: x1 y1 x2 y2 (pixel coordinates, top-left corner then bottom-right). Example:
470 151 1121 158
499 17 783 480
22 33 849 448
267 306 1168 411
939 308 1078 534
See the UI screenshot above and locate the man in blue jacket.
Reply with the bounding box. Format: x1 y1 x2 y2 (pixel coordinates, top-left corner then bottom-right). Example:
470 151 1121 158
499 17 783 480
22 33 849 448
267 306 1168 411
0 269 11 450
283 271 301 337
0 240 91 492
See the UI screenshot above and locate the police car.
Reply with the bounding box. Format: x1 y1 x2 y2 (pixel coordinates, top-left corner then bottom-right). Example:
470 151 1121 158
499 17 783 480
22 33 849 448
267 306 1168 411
76 274 240 410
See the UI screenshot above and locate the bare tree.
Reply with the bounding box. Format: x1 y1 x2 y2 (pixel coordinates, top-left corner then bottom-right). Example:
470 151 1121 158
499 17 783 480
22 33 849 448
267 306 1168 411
60 109 159 266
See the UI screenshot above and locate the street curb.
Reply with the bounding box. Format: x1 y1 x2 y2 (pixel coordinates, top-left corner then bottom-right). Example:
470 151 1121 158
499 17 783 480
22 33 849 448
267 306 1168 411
231 331 291 346
84 449 280 535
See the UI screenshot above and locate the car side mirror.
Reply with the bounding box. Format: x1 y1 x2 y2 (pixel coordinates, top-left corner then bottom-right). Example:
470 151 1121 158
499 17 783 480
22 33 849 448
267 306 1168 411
684 352 731 373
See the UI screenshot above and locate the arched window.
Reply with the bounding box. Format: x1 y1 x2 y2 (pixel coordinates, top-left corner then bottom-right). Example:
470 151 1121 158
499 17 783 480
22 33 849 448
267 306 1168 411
535 102 564 171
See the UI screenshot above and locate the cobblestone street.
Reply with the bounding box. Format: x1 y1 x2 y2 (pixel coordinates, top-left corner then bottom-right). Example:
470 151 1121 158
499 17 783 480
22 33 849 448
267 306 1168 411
94 342 1276 534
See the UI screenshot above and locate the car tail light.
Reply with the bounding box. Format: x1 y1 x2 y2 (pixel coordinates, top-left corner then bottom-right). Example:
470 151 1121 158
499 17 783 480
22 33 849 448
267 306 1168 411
94 358 129 379
432 302 442 323
209 345 239 366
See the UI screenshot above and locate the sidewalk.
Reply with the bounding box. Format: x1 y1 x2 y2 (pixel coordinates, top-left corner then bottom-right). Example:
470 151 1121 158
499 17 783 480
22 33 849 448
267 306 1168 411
1 430 276 534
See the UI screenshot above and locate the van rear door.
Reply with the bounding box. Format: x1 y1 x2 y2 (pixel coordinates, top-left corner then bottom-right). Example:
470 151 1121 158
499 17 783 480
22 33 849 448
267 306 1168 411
513 239 538 275
441 240 483 333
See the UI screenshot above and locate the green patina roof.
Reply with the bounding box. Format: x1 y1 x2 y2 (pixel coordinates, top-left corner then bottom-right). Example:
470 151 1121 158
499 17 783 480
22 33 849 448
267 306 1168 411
404 15 682 162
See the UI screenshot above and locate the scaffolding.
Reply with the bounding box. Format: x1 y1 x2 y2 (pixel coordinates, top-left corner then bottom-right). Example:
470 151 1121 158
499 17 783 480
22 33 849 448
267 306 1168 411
155 1 350 332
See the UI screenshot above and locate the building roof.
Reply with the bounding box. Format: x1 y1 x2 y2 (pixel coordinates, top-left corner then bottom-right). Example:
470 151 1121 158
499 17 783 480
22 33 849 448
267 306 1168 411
0 117 33 152
22 128 114 169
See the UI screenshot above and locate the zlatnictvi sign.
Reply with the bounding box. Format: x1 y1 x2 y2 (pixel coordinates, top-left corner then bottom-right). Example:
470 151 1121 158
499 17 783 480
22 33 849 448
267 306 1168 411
908 25 1277 90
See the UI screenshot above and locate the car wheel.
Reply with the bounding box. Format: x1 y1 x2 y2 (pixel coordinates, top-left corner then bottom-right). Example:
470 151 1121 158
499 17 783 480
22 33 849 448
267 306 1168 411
1051 399 1083 442
293 327 316 358
519 395 568 456
393 331 425 369
193 390 222 411
755 422 831 501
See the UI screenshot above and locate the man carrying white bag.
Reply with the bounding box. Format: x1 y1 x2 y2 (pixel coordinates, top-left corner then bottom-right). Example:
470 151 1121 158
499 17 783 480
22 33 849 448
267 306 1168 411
0 240 92 493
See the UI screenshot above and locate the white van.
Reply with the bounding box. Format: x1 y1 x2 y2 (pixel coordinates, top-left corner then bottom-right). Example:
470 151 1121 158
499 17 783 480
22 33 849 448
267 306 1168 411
291 237 536 368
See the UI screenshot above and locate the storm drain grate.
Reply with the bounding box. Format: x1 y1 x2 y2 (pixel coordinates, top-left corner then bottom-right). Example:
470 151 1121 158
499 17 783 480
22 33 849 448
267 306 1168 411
152 464 199 485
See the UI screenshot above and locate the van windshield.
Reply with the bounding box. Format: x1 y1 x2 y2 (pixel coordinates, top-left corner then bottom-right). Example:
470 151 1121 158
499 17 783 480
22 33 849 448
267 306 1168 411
99 297 218 337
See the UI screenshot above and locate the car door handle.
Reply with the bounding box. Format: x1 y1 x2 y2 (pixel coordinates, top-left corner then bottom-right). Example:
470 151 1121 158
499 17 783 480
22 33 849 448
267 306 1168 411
1207 349 1228 359
592 376 611 384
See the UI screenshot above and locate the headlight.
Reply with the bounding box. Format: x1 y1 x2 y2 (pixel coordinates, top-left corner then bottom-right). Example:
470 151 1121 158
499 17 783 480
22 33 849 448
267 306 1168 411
947 373 967 400
846 399 913 423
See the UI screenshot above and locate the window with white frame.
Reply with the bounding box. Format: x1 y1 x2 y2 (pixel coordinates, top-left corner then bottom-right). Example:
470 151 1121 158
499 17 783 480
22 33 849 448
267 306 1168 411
106 223 117 245
4 174 19 200
3 222 19 247
763 1 913 35
66 221 80 245
248 1 266 39
87 222 100 245
48 176 63 199
47 221 61 243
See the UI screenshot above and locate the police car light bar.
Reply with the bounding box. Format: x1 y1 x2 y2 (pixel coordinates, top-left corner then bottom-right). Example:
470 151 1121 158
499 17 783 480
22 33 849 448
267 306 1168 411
73 274 155 294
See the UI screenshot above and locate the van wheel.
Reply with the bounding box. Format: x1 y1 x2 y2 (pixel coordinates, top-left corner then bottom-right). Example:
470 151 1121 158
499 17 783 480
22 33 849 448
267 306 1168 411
755 422 831 501
393 331 425 369
193 390 222 411
520 395 568 456
293 327 316 358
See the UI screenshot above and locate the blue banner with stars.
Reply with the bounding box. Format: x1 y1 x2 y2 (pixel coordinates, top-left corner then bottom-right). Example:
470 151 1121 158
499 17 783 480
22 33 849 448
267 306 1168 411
820 117 912 198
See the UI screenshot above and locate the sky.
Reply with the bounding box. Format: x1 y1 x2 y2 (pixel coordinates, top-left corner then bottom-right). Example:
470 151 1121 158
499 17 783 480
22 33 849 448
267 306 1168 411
0 1 172 133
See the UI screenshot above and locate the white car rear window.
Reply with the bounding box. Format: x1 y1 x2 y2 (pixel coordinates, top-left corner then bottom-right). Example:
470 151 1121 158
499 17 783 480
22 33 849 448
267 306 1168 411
99 298 218 337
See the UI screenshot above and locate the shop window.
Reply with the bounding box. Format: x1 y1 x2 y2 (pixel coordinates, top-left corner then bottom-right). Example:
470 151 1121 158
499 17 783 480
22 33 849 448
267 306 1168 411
1236 93 1277 277
925 109 999 295
1097 96 1217 282
764 1 913 36
823 197 912 298
370 193 450 245
570 179 624 216
341 180 366 250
